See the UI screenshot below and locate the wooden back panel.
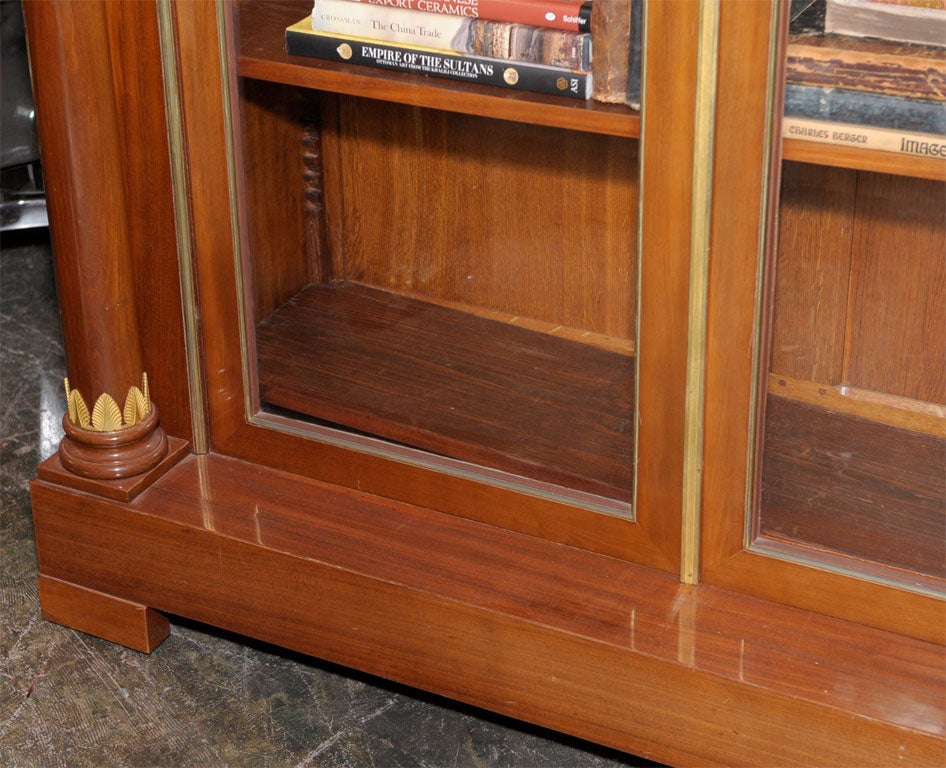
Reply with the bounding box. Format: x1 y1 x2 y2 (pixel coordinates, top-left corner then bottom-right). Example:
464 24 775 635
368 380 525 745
771 164 945 405
324 98 639 339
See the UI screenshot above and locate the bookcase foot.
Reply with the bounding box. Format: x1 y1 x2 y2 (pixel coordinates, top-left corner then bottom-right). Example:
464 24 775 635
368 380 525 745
38 574 170 653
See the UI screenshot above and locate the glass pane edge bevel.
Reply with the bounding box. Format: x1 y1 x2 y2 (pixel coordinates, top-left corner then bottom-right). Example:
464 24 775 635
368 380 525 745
752 538 945 600
743 0 787 553
250 410 635 519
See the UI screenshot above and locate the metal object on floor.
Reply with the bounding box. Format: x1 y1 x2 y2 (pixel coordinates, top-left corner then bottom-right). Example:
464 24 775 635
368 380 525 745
1 0 47 232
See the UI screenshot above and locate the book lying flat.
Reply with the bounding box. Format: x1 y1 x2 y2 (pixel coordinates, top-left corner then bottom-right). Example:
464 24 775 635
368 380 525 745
786 33 946 103
286 18 593 99
785 82 946 134
311 0 592 69
825 0 946 47
784 115 946 159
340 0 593 33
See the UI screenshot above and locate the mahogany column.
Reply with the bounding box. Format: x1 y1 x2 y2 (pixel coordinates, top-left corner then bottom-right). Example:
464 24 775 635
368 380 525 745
25 0 144 403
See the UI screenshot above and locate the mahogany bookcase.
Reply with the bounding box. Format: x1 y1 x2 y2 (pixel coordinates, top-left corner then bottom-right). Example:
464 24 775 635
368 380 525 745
24 1 944 764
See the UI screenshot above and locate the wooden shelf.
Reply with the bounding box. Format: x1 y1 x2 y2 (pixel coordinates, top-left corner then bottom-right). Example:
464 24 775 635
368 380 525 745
782 138 946 181
235 0 640 138
256 282 635 502
760 393 946 584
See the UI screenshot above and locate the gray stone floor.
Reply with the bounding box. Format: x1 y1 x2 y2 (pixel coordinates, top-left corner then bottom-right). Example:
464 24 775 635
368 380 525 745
0 231 658 767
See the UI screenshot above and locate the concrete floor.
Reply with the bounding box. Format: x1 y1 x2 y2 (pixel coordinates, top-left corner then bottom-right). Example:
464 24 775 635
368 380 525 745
0 230 659 767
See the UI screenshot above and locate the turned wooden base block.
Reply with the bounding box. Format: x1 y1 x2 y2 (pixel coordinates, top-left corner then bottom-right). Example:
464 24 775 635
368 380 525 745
38 574 170 653
36 436 190 503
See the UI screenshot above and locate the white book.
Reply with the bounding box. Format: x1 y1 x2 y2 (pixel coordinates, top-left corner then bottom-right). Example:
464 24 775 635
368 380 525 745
783 116 946 160
825 0 946 47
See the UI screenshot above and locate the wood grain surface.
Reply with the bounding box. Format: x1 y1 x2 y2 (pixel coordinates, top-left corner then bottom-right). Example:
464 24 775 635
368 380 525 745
31 454 946 766
759 393 946 578
257 282 635 501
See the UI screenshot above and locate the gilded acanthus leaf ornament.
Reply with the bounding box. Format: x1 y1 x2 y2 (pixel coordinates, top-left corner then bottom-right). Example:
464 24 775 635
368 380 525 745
64 373 153 432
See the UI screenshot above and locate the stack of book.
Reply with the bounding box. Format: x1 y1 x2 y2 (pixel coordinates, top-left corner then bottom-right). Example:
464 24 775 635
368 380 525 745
784 0 946 158
286 0 641 105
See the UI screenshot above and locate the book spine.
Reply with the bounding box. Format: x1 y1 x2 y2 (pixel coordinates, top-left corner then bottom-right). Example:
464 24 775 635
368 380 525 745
784 83 946 134
625 0 643 109
590 0 630 104
785 39 946 103
783 116 946 159
311 0 591 69
286 26 593 99
341 0 592 32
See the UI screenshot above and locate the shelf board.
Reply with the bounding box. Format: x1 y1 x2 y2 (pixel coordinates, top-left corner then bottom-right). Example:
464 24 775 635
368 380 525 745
760 392 946 583
783 138 946 180
256 282 635 502
235 0 640 138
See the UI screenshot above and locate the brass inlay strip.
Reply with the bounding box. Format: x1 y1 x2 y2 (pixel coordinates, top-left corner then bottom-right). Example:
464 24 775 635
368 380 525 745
680 0 721 585
156 0 208 453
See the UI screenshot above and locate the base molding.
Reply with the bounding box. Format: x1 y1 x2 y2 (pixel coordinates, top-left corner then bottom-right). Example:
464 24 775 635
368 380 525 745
37 436 190 502
38 574 170 653
30 452 946 766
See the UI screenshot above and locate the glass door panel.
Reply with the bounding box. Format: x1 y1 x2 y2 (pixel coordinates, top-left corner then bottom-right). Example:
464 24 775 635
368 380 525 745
753 0 946 586
231 0 641 514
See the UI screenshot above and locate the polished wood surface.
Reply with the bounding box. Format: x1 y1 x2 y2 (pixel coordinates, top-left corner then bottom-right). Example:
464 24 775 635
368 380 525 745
24 1 143 402
58 406 169 481
27 0 946 763
102 1 194 439
38 575 170 654
770 162 856 384
240 83 639 340
768 373 946 436
257 282 634 501
30 454 946 766
37 437 190 503
22 0 192 440
702 2 944 643
772 164 945 404
170 0 246 450
782 139 946 181
166 0 680 567
631 0 701 572
237 0 640 138
844 173 945 403
239 79 315 321
760 394 946 580
324 98 638 339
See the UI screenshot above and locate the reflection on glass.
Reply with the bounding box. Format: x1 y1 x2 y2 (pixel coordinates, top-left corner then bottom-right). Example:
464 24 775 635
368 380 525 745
753 1 946 584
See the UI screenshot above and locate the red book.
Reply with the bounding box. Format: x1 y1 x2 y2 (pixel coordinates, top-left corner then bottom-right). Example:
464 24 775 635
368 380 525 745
341 0 593 33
